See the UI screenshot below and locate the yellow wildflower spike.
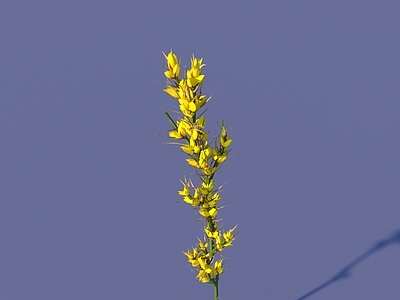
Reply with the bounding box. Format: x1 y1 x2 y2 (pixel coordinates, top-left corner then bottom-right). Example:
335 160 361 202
163 52 235 295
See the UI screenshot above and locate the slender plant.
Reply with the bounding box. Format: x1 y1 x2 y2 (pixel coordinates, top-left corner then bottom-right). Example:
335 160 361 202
162 50 236 300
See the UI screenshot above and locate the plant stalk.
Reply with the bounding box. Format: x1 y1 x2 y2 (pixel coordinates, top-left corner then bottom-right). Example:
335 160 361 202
213 277 219 300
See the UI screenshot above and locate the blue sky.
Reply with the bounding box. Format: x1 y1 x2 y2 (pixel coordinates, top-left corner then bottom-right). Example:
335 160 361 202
1 1 400 299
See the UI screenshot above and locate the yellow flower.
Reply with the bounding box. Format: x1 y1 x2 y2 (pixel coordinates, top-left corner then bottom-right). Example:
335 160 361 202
202 166 217 176
203 192 220 208
220 138 232 148
178 98 196 118
186 158 200 168
219 125 233 148
178 182 190 197
183 248 200 267
213 153 227 163
199 149 211 163
181 139 201 155
223 227 236 247
196 269 211 283
163 85 179 99
177 79 193 99
169 119 193 139
199 207 218 218
183 196 193 205
197 239 208 252
205 227 219 239
198 256 213 274
209 207 218 217
164 50 180 79
213 260 223 275
177 119 192 136
201 180 214 193
216 234 223 250
168 130 182 139
187 56 205 87
191 128 199 140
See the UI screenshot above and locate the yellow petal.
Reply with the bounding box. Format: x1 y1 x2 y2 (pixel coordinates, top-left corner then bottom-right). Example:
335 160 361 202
169 131 182 139
186 158 200 168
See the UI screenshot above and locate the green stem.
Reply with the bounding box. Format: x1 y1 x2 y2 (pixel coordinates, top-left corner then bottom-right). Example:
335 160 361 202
207 217 215 257
212 277 219 300
205 174 218 299
164 112 177 130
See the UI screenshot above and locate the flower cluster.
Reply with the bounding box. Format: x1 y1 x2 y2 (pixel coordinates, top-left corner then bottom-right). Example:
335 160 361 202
163 50 236 287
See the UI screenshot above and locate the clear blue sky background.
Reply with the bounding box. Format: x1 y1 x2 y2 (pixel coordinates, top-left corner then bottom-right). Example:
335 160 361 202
1 1 399 299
